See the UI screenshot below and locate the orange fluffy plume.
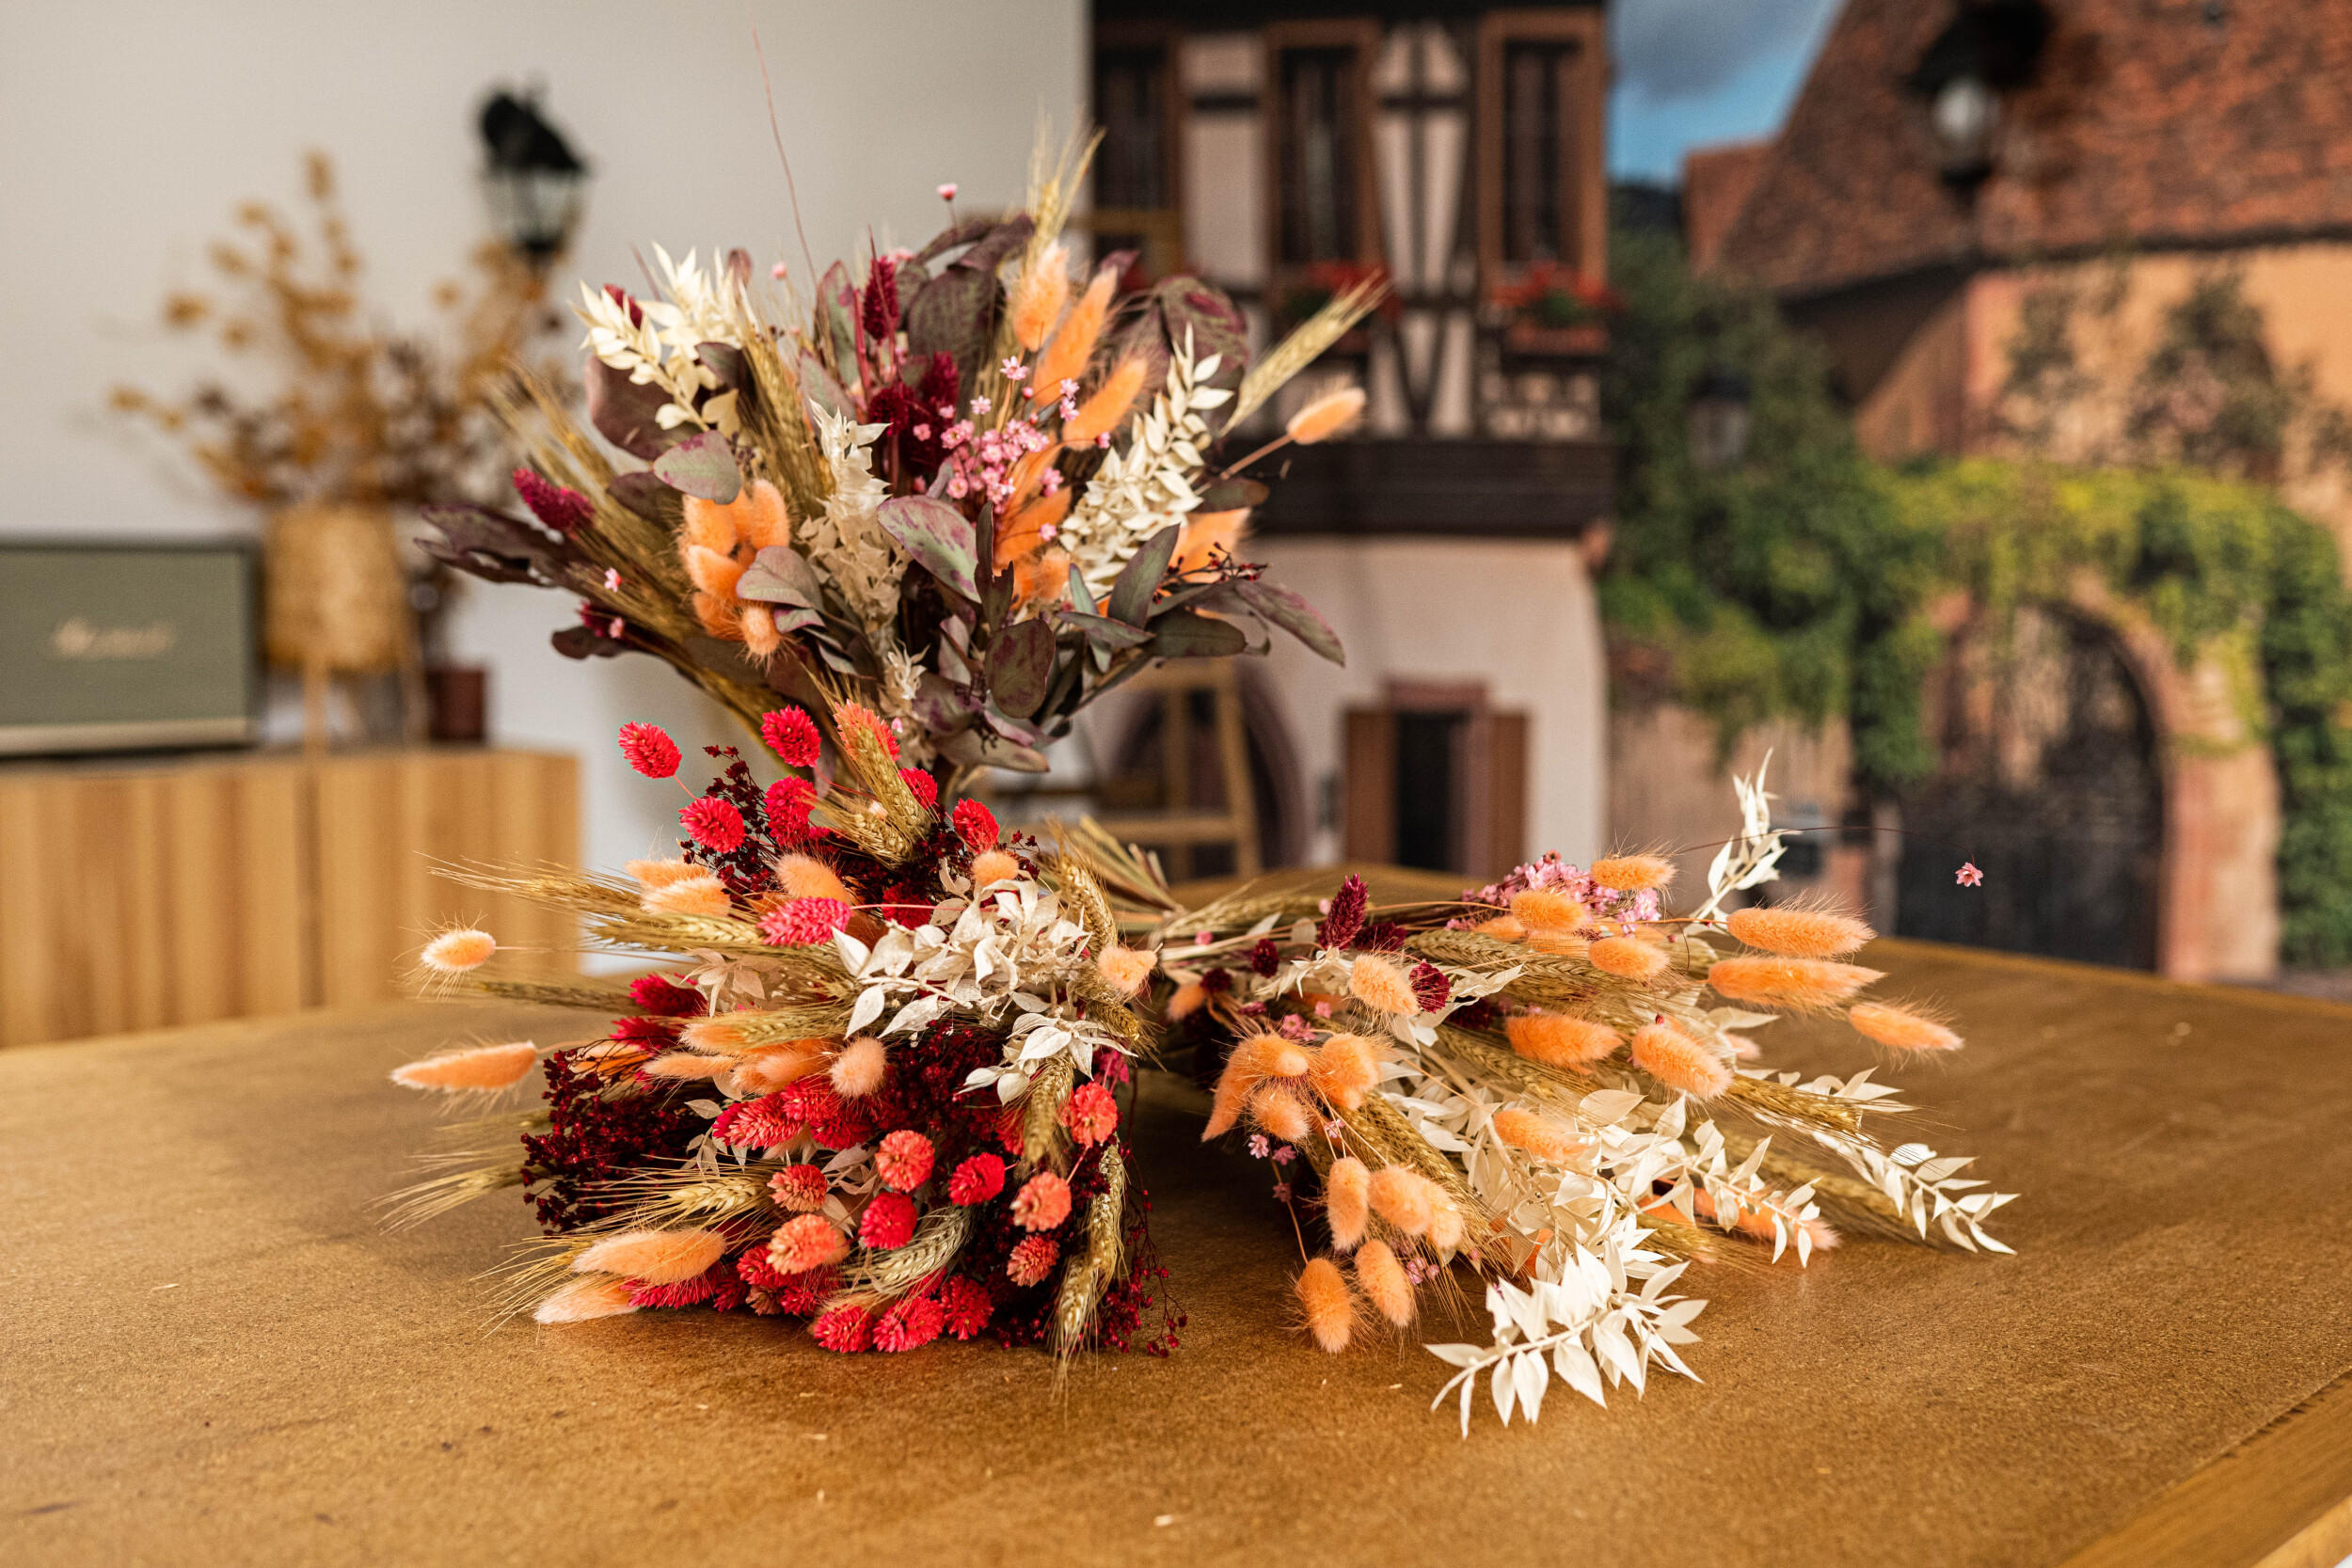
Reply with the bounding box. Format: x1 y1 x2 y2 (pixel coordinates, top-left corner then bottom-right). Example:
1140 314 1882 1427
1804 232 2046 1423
1504 1012 1621 1069
534 1277 639 1324
1009 242 1072 352
1629 1021 1732 1100
1170 508 1247 576
389 1040 537 1092
1493 1106 1584 1164
627 858 703 889
1166 980 1208 1021
572 1228 724 1285
1285 386 1366 445
1308 1033 1381 1109
680 1017 747 1053
1592 854 1675 893
1427 1198 1466 1253
682 543 745 600
419 927 495 974
775 852 853 905
1368 1164 1440 1236
1094 943 1156 998
1589 935 1670 981
639 1053 729 1081
1062 356 1148 446
1010 545 1072 612
1028 264 1116 400
1326 1156 1371 1250
1203 1034 1307 1139
1473 914 1527 942
1296 1257 1358 1353
724 1040 827 1096
829 1036 888 1098
969 848 1022 889
1708 956 1883 1009
1727 905 1876 958
1509 888 1586 940
641 873 732 918
1248 1083 1311 1142
681 480 791 556
1849 1001 1963 1053
1354 1239 1414 1326
993 488 1072 572
1349 954 1420 1015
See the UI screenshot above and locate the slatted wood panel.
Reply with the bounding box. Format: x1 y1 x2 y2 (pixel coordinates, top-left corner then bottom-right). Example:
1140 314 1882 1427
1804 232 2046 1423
0 749 575 1046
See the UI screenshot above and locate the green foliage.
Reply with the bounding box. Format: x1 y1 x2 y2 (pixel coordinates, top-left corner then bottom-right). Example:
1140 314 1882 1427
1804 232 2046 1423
1598 226 1941 789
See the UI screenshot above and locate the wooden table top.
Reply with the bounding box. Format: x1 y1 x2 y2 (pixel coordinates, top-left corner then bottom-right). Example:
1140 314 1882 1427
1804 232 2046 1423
8 938 2351 1568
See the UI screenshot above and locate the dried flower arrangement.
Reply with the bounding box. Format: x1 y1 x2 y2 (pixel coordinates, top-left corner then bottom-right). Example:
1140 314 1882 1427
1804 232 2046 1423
421 142 1383 778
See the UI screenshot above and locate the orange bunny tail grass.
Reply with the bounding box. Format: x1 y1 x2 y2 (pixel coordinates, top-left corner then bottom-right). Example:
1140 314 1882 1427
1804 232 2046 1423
829 1035 888 1098
389 1041 538 1092
739 604 781 660
1028 263 1115 400
682 542 746 600
1474 914 1527 942
1492 1106 1584 1164
1367 1164 1441 1236
1248 1083 1311 1143
1166 980 1208 1021
1509 887 1585 940
1326 1156 1371 1250
1009 241 1071 353
1589 936 1670 981
679 1017 747 1053
626 857 703 889
1094 943 1156 998
1592 853 1676 893
969 848 1023 890
1296 1257 1359 1353
1285 385 1367 446
1011 545 1072 612
724 1040 827 1096
1203 1034 1302 1139
993 487 1071 572
419 927 496 974
1708 956 1883 1010
775 852 854 905
681 480 791 554
640 1053 730 1081
1849 1001 1963 1053
1629 1021 1733 1101
1062 355 1148 446
1349 954 1420 1015
641 873 733 918
572 1228 725 1285
1726 905 1876 958
1427 1197 1466 1255
1170 508 1248 576
1308 1033 1382 1109
1354 1239 1415 1326
1505 1011 1621 1069
534 1277 639 1324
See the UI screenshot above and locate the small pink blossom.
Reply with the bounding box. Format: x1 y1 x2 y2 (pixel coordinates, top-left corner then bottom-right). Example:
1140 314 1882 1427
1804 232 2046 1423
1270 1145 1296 1166
770 261 788 279
936 182 959 200
970 395 991 415
1000 357 1027 381
1247 1133 1270 1159
1270 1182 1293 1203
604 568 623 591
1956 861 1984 887
1312 1000 1333 1019
913 423 930 440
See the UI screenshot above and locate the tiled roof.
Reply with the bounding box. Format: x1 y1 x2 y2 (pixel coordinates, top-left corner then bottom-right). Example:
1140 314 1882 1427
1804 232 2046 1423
1681 140 1771 271
1713 0 2352 297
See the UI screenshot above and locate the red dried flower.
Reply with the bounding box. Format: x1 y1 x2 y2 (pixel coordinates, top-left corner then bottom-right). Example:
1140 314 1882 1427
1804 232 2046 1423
873 1292 944 1353
859 1191 918 1250
940 1275 995 1338
1249 938 1280 976
779 1078 845 1124
947 1153 1006 1205
711 1094 802 1150
898 768 938 809
602 283 644 327
861 253 899 341
810 1305 873 1353
628 974 705 1017
760 706 822 768
759 895 851 946
768 1164 828 1212
1058 1082 1119 1147
734 1245 792 1291
1006 1235 1060 1287
951 798 1000 851
619 721 681 779
629 1269 721 1308
513 467 594 533
1409 960 1451 1012
773 1265 838 1316
770 1213 850 1274
680 797 745 852
875 1129 936 1192
763 775 818 842
1317 873 1370 950
1011 1170 1072 1232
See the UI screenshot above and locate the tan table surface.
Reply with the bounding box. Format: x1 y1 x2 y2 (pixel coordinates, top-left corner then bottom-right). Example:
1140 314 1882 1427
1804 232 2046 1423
8 939 2352 1568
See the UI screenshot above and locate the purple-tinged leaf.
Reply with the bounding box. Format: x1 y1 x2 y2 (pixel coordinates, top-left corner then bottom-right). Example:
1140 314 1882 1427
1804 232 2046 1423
651 431 742 503
987 616 1057 718
936 725 1048 773
420 503 575 586
736 546 823 609
696 341 747 391
1236 579 1345 665
550 625 626 660
1060 611 1152 650
876 495 978 600
1107 525 1181 626
1146 610 1248 659
1200 476 1270 511
607 469 677 524
584 355 677 460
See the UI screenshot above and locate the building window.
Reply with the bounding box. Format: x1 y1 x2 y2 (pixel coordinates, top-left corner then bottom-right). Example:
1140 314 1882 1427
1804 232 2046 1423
1343 683 1528 877
1264 21 1380 280
1501 41 1577 264
1090 28 1182 279
1476 12 1605 293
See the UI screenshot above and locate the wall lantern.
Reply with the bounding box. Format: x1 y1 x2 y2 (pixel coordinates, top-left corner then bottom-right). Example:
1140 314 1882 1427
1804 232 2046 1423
479 89 589 264
1688 367 1753 472
1906 0 2050 186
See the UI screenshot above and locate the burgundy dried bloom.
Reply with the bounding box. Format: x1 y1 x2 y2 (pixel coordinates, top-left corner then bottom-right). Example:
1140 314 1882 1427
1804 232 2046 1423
1200 967 1233 995
859 1191 918 1250
1249 938 1280 977
513 467 594 533
628 974 705 1017
1409 961 1451 1013
618 721 680 779
947 1153 1006 1205
1356 921 1408 953
861 253 899 341
951 798 1000 851
680 797 745 852
760 706 822 768
1317 874 1369 949
602 283 644 326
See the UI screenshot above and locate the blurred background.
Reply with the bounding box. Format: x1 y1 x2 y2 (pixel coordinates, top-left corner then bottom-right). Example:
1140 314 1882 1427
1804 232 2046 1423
8 0 2350 1047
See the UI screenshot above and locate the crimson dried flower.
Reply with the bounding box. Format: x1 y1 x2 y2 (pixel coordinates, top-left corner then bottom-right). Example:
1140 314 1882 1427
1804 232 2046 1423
873 1292 944 1353
1317 873 1369 949
761 706 821 768
947 1153 1006 1205
759 895 850 946
513 467 593 533
874 1129 936 1192
1007 1235 1060 1287
861 253 899 341
680 797 745 853
1011 1170 1072 1232
773 1266 838 1316
835 701 898 759
898 768 938 809
618 721 680 779
1249 938 1280 977
859 1191 918 1250
940 1275 994 1338
712 1094 803 1150
768 1164 828 1212
764 775 818 841
1409 961 1451 1012
628 974 705 1017
810 1305 874 1353
951 798 999 850
1058 1082 1118 1147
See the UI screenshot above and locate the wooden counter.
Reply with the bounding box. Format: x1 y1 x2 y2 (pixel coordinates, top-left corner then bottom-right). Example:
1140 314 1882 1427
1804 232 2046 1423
7 941 2350 1567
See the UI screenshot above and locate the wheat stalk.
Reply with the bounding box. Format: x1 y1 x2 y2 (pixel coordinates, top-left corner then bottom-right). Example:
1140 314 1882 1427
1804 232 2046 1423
1053 1144 1127 1363
1225 277 1387 430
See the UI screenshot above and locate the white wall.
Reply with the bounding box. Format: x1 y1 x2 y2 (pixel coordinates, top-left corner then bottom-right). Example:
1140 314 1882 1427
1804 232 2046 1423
1250 537 1609 868
0 0 1081 877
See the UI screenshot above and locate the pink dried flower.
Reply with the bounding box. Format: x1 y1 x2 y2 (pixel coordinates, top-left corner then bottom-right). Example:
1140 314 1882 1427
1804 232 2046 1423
759 896 850 946
873 1293 945 1353
941 1275 995 1338
859 1191 918 1250
1409 961 1451 1012
1006 1236 1060 1287
936 182 958 201
1248 1132 1270 1159
875 1130 936 1192
769 1213 850 1274
1010 1170 1072 1231
619 721 680 779
898 768 939 809
764 776 818 841
1956 861 1985 887
947 1153 1006 1205
761 706 822 767
811 1305 874 1353
951 798 1000 850
674 798 744 855
513 467 594 533
768 1164 827 1212
1058 1082 1119 1147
